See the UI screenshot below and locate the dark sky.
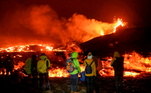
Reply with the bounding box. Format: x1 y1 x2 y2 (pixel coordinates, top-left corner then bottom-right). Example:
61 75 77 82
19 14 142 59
0 0 150 26
0 0 150 47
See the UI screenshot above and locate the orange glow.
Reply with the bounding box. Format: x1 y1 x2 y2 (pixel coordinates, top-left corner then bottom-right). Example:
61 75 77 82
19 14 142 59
100 51 151 77
0 44 67 52
124 71 140 77
47 52 151 78
0 51 151 78
113 18 125 33
98 18 126 35
48 67 69 77
66 15 126 43
14 61 25 70
124 52 151 73
0 17 148 78
48 65 85 78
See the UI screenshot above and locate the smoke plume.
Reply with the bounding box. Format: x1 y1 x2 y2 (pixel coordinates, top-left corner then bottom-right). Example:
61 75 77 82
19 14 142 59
0 5 116 48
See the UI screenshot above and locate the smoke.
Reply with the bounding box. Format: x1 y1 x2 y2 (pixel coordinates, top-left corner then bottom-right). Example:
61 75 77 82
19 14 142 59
66 14 115 42
0 5 116 48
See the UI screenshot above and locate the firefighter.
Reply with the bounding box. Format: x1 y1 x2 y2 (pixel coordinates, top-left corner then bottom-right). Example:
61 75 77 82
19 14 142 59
111 51 124 93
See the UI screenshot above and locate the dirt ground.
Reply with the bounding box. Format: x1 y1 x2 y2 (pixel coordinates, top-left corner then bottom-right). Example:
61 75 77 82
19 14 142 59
0 74 151 93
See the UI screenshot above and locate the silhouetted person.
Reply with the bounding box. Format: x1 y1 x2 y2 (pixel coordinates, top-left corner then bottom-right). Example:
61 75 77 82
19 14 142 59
111 51 124 93
0 55 5 75
30 54 38 87
94 56 102 93
4 55 14 76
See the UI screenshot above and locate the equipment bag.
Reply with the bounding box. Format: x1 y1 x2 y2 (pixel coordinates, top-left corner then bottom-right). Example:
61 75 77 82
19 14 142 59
66 58 75 73
85 61 93 74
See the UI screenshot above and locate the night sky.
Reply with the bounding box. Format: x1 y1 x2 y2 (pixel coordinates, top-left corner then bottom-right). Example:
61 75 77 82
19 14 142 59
0 0 150 47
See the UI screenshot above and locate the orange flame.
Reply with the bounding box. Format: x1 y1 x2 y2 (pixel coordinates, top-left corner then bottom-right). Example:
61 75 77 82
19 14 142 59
100 51 151 77
0 44 66 52
14 61 25 70
113 18 125 33
99 18 126 35
48 67 69 78
0 51 151 78
47 52 151 78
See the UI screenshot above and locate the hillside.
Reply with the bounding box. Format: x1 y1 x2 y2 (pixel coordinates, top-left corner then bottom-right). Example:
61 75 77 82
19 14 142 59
80 27 151 57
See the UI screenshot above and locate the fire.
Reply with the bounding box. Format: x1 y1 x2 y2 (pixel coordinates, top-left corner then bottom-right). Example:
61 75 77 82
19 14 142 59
100 51 151 77
66 14 127 43
47 65 85 78
47 52 151 78
124 71 140 77
0 51 151 78
124 52 151 75
113 18 125 33
99 18 126 35
0 17 149 78
14 61 25 70
48 67 69 78
0 44 66 52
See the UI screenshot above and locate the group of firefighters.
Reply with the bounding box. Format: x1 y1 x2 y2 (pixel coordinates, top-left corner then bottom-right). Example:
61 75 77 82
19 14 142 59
0 51 124 93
